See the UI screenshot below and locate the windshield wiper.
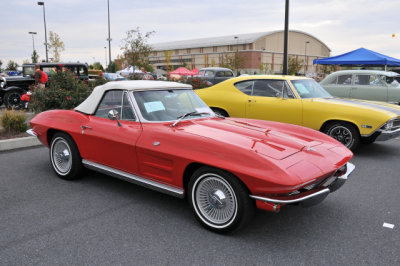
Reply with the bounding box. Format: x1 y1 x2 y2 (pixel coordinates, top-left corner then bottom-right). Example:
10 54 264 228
214 113 226 119
171 111 210 127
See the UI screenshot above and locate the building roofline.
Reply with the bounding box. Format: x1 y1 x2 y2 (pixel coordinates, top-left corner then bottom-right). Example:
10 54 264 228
151 30 331 52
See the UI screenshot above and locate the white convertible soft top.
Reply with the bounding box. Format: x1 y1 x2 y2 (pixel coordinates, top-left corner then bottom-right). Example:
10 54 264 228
75 80 192 115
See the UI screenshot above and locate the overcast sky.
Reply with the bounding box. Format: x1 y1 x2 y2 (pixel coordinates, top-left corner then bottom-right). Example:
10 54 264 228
1 0 399 67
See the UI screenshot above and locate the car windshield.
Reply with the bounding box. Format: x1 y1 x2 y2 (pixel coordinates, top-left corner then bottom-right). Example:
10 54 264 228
290 79 333 99
133 89 213 122
23 66 35 77
385 76 400 86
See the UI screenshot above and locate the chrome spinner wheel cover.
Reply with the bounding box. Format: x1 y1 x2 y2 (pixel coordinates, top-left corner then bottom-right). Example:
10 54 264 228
193 174 237 227
329 125 353 147
51 138 72 175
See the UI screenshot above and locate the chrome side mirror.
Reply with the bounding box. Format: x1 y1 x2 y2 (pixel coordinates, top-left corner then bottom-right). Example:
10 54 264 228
108 110 122 127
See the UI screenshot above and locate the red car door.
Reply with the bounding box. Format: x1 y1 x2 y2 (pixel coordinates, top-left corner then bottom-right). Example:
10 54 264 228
78 90 142 174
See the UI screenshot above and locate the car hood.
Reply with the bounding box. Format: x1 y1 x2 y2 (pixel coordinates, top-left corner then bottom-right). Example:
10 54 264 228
312 97 400 116
180 118 324 160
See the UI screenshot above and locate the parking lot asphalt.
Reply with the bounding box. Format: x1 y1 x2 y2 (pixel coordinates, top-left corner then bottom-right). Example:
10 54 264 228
0 141 399 265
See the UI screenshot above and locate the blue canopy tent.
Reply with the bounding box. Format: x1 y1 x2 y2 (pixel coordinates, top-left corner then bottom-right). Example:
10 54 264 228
313 47 400 71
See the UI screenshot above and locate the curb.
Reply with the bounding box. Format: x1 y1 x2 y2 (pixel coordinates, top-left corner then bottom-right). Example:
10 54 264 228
0 136 42 152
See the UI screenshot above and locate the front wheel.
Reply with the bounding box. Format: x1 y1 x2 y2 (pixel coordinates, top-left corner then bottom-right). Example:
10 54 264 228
211 108 229 117
324 122 360 150
4 90 22 109
188 166 254 233
50 132 83 180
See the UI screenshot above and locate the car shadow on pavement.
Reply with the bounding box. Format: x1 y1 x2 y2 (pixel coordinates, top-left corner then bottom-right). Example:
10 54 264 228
353 140 400 158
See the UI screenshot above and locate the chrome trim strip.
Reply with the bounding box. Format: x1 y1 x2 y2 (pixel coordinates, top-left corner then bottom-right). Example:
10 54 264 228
26 129 37 136
250 188 330 204
82 159 184 198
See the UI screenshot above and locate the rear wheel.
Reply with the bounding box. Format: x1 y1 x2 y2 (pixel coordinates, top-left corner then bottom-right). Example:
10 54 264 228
188 166 254 233
50 132 83 180
323 122 360 150
4 90 22 109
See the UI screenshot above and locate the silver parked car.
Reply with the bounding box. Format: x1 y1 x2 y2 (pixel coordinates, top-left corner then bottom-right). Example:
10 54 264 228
320 70 400 104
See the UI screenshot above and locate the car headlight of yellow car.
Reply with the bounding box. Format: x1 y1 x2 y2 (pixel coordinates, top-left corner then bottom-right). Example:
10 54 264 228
382 119 399 131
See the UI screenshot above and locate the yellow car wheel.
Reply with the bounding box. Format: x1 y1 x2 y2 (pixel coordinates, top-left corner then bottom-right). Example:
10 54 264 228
323 122 360 151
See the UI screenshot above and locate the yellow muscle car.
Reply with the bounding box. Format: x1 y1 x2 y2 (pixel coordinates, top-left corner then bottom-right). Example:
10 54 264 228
196 75 400 150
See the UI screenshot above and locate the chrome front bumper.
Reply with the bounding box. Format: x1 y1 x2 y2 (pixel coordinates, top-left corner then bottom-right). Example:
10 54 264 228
375 127 400 141
250 162 355 208
26 129 37 136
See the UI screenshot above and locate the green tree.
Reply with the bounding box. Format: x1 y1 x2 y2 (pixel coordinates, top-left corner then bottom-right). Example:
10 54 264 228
108 61 118 73
0 60 3 72
220 51 246 75
121 27 155 71
6 60 19 71
92 62 104 71
288 56 303 75
164 50 173 72
320 65 337 75
31 50 39 63
48 31 65 62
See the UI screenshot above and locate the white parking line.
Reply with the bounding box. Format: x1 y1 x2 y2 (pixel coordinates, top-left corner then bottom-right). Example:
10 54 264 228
383 223 395 229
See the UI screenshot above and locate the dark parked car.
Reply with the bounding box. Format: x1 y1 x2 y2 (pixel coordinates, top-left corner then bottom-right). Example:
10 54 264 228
0 62 88 108
194 67 234 85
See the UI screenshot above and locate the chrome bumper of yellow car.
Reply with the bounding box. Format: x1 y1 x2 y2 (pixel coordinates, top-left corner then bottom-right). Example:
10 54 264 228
375 127 400 141
250 162 355 208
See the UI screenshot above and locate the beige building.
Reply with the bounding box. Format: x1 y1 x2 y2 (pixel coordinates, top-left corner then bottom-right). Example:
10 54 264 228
149 30 331 74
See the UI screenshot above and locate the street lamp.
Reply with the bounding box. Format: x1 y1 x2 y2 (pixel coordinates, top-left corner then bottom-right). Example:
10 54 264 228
28 32 37 53
104 46 107 71
304 41 310 75
282 0 289 75
107 0 112 70
37 1 48 62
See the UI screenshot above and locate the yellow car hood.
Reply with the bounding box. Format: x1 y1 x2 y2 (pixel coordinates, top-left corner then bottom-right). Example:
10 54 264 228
314 97 400 116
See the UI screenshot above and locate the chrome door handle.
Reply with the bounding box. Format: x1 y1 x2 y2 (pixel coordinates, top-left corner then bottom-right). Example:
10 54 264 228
81 125 92 134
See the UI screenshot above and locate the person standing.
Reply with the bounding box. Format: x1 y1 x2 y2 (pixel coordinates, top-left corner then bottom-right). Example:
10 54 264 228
34 64 47 89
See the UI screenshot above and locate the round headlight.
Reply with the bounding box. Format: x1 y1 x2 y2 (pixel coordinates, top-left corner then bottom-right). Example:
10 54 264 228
0 77 5 88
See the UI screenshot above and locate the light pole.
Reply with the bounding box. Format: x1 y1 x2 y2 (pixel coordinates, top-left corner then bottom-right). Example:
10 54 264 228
234 36 239 75
283 0 289 75
37 2 48 62
304 41 310 75
28 32 37 53
107 0 112 70
104 46 107 71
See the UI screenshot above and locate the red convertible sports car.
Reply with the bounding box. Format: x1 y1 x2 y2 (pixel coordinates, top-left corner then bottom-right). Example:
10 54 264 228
28 80 354 233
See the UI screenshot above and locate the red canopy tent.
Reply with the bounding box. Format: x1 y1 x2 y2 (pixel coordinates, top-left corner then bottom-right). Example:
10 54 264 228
191 68 199 75
169 67 193 76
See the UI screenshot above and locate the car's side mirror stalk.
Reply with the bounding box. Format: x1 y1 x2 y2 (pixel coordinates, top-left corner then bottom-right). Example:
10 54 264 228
108 110 122 127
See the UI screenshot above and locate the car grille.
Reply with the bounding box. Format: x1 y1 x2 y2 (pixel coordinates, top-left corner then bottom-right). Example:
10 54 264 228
393 119 400 129
287 168 342 196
